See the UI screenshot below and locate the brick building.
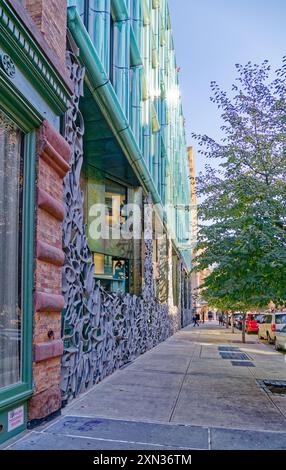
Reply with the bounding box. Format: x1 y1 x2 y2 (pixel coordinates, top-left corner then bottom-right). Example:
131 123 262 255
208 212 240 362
0 0 192 444
0 0 71 444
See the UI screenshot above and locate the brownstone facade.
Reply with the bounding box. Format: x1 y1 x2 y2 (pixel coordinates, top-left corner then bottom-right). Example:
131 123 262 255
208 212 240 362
0 1 72 444
29 121 70 422
25 0 67 66
13 0 71 422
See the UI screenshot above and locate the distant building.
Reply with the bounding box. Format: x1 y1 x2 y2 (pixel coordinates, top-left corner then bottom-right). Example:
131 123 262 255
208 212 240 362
188 147 201 313
188 147 214 320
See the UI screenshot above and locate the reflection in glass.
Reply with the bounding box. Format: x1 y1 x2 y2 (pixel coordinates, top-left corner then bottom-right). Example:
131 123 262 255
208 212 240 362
94 253 129 293
0 111 23 389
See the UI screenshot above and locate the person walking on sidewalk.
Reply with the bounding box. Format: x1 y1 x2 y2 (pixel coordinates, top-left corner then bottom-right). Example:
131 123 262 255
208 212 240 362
192 314 199 327
219 314 224 326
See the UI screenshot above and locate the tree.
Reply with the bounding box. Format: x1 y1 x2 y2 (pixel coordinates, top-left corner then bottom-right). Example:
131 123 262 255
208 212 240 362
192 59 286 342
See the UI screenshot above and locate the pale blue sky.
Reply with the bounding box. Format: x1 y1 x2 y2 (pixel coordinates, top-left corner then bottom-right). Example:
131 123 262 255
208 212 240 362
168 0 286 174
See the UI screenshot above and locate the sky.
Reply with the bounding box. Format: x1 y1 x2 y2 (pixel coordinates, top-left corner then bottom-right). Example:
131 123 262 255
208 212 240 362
168 0 286 175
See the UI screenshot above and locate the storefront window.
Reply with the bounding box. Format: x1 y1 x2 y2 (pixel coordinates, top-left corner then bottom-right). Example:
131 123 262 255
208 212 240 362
94 253 129 293
86 167 131 293
105 179 127 232
0 111 23 389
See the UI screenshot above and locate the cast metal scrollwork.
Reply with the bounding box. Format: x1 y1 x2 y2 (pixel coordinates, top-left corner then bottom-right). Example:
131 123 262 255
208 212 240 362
61 51 180 404
0 54 16 78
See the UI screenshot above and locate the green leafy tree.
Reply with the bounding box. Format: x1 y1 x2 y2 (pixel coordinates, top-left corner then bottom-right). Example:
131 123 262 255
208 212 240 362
193 59 286 342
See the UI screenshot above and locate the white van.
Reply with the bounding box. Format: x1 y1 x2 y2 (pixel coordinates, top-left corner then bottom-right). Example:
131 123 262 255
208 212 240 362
258 312 286 346
275 316 286 351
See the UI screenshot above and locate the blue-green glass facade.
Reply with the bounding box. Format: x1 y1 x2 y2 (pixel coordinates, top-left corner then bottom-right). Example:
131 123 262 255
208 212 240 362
68 0 191 270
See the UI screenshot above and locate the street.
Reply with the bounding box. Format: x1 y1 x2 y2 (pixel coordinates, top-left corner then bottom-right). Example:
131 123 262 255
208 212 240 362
6 322 286 450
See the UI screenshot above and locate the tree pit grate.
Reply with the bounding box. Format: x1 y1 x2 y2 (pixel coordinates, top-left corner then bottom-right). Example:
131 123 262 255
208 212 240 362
258 380 286 396
231 361 255 367
218 347 240 352
220 352 251 360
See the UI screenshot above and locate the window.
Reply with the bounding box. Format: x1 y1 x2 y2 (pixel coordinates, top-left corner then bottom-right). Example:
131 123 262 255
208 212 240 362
94 253 129 293
105 179 127 233
110 15 115 84
0 111 23 389
276 314 286 325
74 0 88 27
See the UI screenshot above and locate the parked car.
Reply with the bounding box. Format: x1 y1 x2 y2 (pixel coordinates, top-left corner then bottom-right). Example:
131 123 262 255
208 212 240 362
245 313 259 334
275 322 286 351
234 314 243 330
233 313 255 332
256 314 266 325
258 312 286 345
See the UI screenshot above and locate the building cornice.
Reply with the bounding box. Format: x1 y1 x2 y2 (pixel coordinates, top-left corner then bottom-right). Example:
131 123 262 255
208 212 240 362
0 0 71 114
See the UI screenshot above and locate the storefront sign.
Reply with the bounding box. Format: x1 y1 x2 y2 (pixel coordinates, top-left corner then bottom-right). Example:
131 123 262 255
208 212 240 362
8 406 24 432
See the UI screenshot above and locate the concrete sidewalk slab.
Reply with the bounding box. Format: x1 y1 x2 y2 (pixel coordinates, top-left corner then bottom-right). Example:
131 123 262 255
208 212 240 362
8 415 286 450
45 416 209 449
8 430 176 451
67 391 177 423
64 323 286 431
7 322 286 450
211 427 286 450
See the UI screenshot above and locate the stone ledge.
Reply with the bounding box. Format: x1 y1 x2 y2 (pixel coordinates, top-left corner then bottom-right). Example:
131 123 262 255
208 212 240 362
38 120 71 178
35 291 65 313
37 240 65 266
34 340 64 363
40 145 70 178
41 120 71 162
37 187 65 221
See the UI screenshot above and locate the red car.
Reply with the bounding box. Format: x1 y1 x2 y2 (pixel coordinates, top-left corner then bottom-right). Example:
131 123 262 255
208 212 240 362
245 314 259 334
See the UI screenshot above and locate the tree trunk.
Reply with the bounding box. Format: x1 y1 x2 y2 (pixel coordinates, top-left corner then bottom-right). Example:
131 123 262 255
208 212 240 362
231 313 234 334
242 313 246 344
226 312 229 329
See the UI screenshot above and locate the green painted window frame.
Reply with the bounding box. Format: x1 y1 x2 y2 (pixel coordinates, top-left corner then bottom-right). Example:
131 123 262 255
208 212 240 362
0 75 40 412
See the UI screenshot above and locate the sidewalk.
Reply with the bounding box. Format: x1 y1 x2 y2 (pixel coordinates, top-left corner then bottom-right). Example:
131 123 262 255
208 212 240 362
6 322 286 450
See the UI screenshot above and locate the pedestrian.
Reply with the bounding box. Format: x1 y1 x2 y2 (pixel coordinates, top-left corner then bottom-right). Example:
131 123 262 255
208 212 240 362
219 314 223 326
192 314 199 327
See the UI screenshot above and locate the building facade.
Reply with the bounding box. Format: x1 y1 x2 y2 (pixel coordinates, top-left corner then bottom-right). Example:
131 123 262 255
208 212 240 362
0 0 192 444
0 0 72 444
188 146 199 312
188 147 212 320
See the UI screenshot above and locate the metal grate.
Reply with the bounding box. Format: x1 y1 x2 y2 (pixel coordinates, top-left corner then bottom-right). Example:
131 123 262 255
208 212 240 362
258 380 286 396
231 361 255 367
232 340 256 344
220 352 251 360
218 347 240 352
